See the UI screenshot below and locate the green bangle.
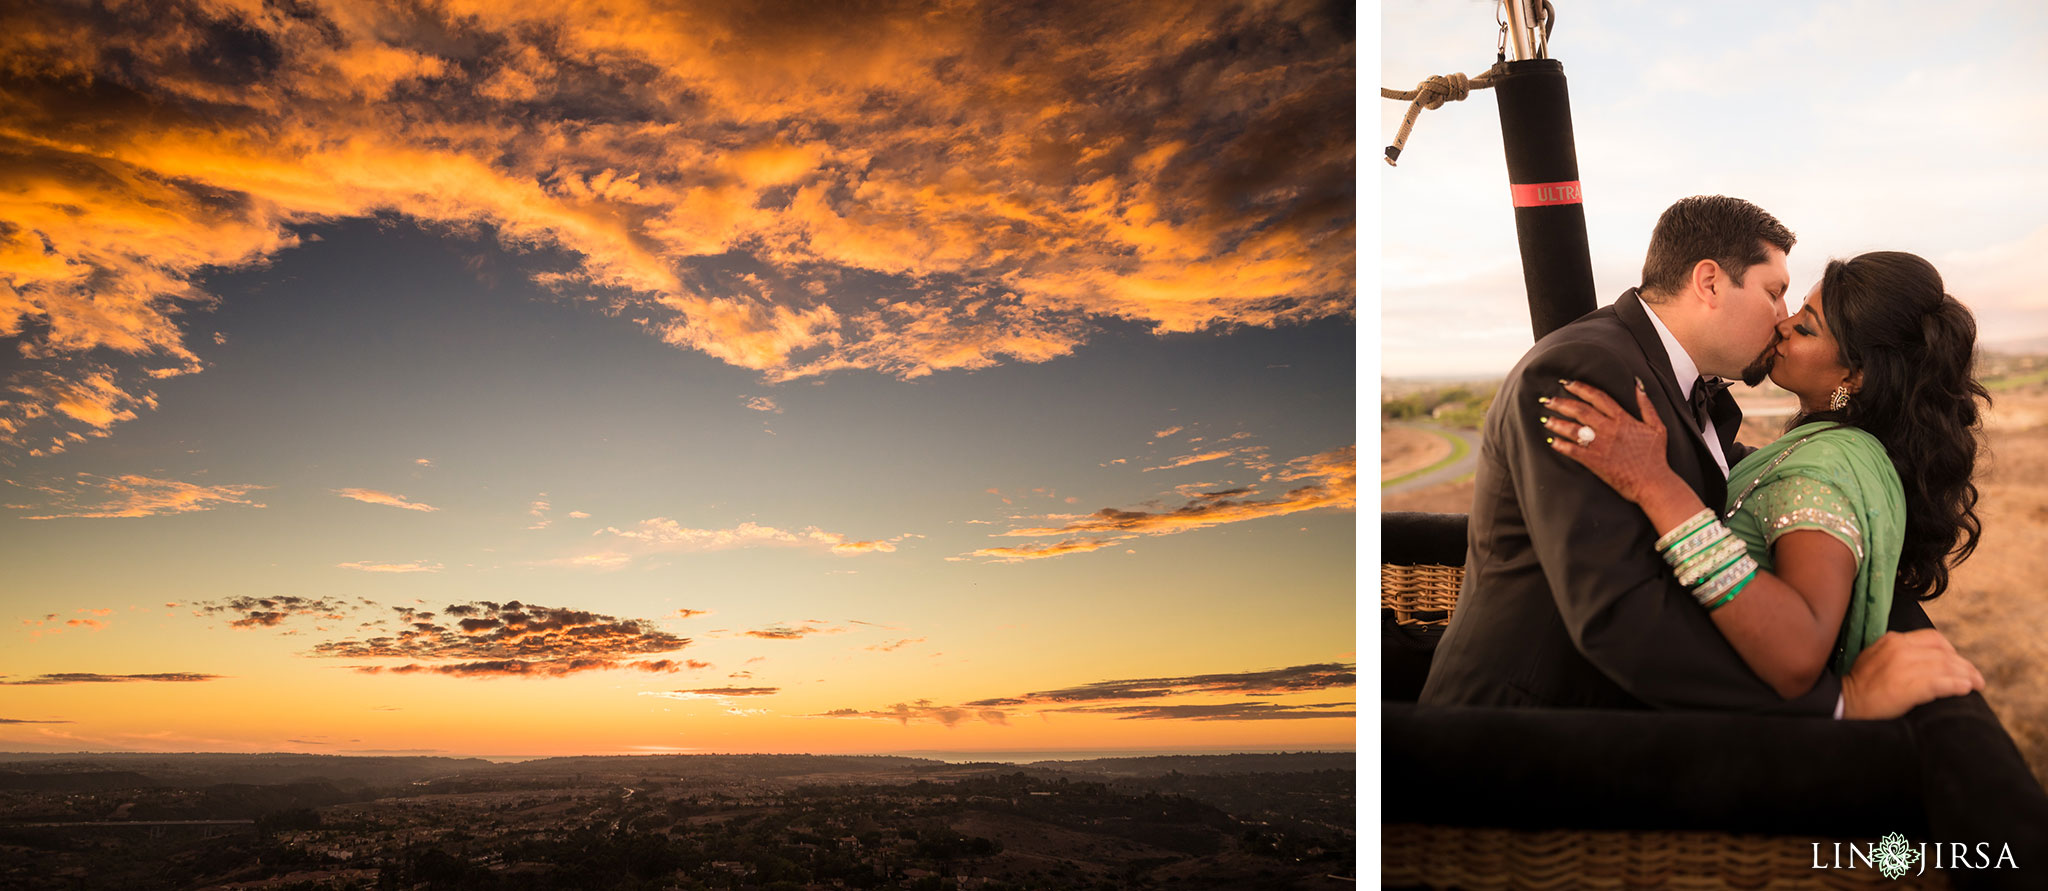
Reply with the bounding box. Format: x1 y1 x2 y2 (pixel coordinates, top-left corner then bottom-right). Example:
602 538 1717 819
1677 537 1746 586
1705 571 1755 611
1665 522 1730 566
1694 555 1758 606
1656 508 1717 552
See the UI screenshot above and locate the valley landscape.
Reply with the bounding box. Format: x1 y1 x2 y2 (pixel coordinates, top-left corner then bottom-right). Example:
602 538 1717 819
0 751 1354 890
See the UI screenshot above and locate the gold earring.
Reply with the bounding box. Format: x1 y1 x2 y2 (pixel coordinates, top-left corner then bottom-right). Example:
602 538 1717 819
1828 384 1851 411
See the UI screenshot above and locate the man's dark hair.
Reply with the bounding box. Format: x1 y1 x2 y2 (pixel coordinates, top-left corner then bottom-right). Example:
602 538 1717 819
1639 195 1796 301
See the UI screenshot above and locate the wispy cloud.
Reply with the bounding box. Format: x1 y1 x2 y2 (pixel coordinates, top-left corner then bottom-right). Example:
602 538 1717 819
817 662 1355 727
743 396 781 413
812 700 1010 728
1142 448 1248 472
743 621 849 640
0 717 74 724
333 488 438 513
642 686 779 701
20 474 267 519
20 609 118 639
598 519 904 557
0 0 1352 455
2 673 221 685
531 551 633 570
968 445 1353 561
967 663 1356 705
336 561 443 573
961 537 1128 563
864 637 926 652
1047 702 1354 721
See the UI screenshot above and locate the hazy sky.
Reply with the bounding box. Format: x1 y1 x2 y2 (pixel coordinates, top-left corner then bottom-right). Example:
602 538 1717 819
1381 0 2048 377
0 1 1356 757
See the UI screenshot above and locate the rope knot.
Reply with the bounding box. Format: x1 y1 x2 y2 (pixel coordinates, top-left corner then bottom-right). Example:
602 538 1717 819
1380 64 1499 166
1418 73 1471 110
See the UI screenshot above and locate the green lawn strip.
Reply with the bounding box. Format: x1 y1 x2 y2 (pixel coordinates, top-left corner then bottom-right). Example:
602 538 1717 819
1986 368 2048 392
1382 426 1471 489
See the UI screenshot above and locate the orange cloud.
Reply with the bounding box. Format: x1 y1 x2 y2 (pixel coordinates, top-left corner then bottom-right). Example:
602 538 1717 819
1143 449 1246 472
963 537 1126 563
0 0 1352 455
21 474 267 519
310 600 691 679
333 488 438 513
983 445 1353 557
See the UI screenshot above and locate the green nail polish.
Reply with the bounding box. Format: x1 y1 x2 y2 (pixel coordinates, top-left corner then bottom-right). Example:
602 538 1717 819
1546 437 1554 444
1538 416 1548 424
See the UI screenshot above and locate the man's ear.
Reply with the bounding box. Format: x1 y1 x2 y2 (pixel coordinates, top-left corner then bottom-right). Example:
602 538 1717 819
1689 259 1724 309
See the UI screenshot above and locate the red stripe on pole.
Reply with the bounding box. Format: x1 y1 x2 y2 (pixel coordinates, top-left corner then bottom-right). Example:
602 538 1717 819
1510 180 1584 207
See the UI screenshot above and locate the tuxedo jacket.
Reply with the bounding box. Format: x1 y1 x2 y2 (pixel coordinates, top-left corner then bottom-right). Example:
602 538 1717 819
1418 289 1842 715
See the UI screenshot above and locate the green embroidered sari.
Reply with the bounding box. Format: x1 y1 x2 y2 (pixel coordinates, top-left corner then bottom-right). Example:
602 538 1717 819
1722 421 1907 675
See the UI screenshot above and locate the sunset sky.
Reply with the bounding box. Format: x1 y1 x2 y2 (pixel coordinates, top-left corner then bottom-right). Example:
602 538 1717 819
1382 0 2048 377
0 1 1356 758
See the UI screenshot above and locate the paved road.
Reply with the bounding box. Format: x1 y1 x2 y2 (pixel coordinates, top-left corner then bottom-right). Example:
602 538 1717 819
1382 423 1482 495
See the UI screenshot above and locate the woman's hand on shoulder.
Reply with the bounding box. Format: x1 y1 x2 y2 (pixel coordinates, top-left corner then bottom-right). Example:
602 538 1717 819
1542 378 1673 505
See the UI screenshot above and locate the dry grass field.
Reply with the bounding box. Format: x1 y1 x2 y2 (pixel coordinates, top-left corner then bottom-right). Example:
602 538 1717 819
1379 385 2048 787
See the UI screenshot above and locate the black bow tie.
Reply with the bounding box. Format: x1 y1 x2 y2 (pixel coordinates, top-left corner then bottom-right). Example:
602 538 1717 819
1690 376 1730 427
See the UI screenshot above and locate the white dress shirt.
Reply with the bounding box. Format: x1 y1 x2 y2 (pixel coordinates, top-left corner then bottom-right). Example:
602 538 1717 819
1641 301 1843 718
1642 302 1731 479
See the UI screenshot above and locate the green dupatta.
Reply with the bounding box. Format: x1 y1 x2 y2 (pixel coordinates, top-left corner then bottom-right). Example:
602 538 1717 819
1722 421 1906 675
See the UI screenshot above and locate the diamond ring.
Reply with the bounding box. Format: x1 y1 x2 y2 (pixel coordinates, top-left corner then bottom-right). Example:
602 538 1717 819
1575 425 1597 446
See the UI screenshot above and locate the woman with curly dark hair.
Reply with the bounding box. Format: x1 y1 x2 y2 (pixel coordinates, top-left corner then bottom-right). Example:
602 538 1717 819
1543 251 1989 710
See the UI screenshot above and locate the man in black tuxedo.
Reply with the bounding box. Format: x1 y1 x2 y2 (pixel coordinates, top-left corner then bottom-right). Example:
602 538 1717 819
1419 196 1966 717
